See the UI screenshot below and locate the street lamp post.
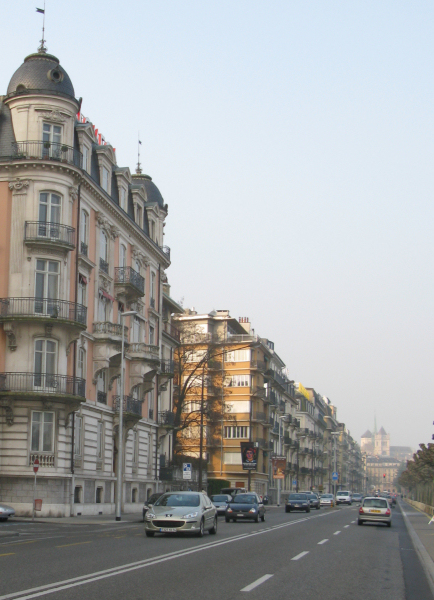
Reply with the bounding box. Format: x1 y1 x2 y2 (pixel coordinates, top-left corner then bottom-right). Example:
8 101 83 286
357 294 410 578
115 310 137 521
331 432 339 499
277 415 288 506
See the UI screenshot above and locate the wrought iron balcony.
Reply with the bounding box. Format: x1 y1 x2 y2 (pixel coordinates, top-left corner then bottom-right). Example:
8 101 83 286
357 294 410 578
93 322 128 341
113 395 143 417
114 267 145 296
0 372 85 399
160 245 171 261
11 141 83 168
158 410 175 428
0 297 87 327
99 258 109 274
162 321 180 341
160 360 174 376
24 221 75 250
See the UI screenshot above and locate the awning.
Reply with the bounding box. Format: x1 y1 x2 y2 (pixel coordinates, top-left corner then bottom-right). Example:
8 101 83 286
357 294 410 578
99 289 114 302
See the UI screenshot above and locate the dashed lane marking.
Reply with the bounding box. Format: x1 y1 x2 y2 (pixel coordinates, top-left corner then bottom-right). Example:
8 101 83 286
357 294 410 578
56 541 92 548
318 539 329 545
241 574 273 592
0 553 15 557
333 531 341 535
344 525 350 528
291 551 309 561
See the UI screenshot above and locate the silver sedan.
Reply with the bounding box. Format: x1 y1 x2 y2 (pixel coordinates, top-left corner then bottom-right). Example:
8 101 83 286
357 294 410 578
144 491 218 537
358 497 392 527
0 503 15 521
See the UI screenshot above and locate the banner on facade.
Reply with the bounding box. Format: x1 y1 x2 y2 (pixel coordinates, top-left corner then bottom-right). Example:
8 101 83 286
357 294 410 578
272 457 286 479
240 442 258 470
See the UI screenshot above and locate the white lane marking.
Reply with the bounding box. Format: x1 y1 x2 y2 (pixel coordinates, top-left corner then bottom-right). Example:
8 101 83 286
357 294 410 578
318 539 329 545
241 574 273 592
333 531 341 535
291 551 309 561
344 525 350 528
0 512 337 600
351 520 356 523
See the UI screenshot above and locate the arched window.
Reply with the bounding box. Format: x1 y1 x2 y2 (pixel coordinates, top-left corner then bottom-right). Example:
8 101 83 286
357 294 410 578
80 209 89 256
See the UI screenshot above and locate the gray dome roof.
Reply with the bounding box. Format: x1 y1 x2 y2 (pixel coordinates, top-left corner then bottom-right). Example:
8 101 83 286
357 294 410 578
133 174 166 208
7 52 76 101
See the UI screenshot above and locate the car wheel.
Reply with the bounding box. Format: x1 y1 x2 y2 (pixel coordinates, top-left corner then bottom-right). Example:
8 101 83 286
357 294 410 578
254 514 259 523
209 517 217 534
317 506 320 510
233 518 237 523
306 508 310 513
357 520 363 526
285 507 290 513
387 522 392 528
225 517 230 523
145 531 155 537
196 519 204 537
261 513 265 522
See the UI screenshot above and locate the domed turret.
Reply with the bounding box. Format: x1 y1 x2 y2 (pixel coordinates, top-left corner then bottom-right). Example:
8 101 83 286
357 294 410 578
7 52 76 102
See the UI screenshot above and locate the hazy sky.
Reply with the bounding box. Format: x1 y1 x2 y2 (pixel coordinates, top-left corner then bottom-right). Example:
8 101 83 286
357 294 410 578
2 1 433 450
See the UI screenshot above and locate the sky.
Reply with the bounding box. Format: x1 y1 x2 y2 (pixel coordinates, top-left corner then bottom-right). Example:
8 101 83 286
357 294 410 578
1 1 433 451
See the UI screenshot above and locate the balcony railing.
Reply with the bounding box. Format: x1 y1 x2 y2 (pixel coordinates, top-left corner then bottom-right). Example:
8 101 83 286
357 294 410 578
129 343 160 360
0 373 85 398
159 410 175 427
29 453 55 468
0 297 87 326
250 360 267 371
253 411 266 422
80 241 88 257
99 258 109 274
24 221 75 250
114 267 145 296
265 368 289 388
93 322 128 341
11 141 83 168
160 360 175 375
113 395 143 417
162 321 180 341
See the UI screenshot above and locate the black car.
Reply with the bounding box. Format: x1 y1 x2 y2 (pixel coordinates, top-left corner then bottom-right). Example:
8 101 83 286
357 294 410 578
142 492 163 521
285 493 310 513
300 492 320 510
225 493 265 523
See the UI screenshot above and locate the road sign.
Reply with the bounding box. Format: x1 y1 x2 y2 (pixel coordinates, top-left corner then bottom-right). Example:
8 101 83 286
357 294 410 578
332 471 338 481
183 463 192 480
292 479 297 486
33 458 39 474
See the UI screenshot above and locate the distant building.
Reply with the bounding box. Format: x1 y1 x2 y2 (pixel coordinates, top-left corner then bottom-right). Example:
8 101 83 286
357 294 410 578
360 426 390 456
366 455 401 491
390 446 413 462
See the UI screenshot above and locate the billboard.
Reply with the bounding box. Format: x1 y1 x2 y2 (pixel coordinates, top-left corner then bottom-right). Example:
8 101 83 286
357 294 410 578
272 457 286 479
240 442 258 470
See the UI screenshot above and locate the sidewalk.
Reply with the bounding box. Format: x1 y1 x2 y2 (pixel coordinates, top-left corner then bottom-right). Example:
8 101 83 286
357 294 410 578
401 499 434 595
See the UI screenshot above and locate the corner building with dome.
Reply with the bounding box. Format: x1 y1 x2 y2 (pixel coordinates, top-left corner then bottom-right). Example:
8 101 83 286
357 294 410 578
0 46 182 516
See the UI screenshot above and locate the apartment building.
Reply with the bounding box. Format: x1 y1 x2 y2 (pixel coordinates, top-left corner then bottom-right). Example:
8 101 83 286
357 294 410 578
0 46 180 516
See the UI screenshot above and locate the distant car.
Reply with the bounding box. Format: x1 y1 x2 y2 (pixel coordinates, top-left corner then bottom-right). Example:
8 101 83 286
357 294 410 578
352 493 363 504
262 495 269 505
225 493 265 523
142 493 164 521
285 493 310 513
299 492 320 510
144 491 217 537
320 494 335 507
0 503 15 521
210 494 232 515
336 491 352 505
358 496 392 527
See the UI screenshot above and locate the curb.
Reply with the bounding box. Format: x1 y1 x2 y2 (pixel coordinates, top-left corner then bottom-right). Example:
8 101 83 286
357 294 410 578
400 503 434 598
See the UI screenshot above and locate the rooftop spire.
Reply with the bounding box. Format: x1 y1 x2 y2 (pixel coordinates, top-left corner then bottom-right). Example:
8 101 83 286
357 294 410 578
36 2 47 54
136 133 142 174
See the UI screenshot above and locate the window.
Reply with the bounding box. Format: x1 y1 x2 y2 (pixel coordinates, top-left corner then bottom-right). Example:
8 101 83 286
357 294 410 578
77 347 86 379
225 401 250 414
100 230 108 262
42 123 61 158
97 371 107 404
225 349 250 363
35 260 59 313
224 426 249 439
132 316 140 343
149 325 155 345
96 487 103 503
74 486 82 503
136 205 142 227
78 274 87 307
97 422 104 459
132 488 138 503
151 272 156 302
80 210 89 255
98 295 109 322
120 187 127 211
119 243 127 268
227 374 250 387
187 350 206 363
223 452 242 465
74 415 83 456
34 339 57 388
31 411 54 452
38 192 61 228
102 166 109 192
150 220 155 241
82 145 89 173
132 430 138 464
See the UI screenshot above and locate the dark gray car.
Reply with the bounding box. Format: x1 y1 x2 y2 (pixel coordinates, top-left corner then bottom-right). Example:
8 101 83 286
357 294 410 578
285 493 310 513
225 493 265 523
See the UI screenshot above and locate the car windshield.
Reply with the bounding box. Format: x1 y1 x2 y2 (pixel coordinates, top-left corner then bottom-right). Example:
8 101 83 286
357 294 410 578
155 493 200 507
322 494 333 498
211 495 228 502
233 495 256 504
308 494 318 499
148 494 161 503
288 494 307 500
337 492 349 496
364 498 388 508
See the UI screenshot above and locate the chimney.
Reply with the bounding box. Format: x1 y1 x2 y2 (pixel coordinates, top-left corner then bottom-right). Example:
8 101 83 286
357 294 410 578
238 317 251 334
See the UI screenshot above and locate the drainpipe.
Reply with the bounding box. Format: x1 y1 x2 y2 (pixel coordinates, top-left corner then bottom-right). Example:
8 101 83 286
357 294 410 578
70 183 81 517
154 375 159 492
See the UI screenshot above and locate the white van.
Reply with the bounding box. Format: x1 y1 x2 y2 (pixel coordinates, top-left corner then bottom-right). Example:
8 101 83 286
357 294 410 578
336 491 352 505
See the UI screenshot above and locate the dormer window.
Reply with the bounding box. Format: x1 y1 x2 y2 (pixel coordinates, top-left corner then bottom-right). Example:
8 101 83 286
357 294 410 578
136 205 142 228
82 145 89 173
102 167 110 192
120 187 127 211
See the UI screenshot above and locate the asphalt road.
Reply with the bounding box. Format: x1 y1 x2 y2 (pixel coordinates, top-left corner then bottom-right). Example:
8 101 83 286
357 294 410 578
0 502 431 600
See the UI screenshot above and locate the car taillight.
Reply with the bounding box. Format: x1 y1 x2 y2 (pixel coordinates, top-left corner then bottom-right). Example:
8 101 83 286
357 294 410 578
359 507 364 514
386 509 391 516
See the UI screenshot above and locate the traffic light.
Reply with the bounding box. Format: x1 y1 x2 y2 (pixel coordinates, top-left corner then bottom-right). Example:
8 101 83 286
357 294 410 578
383 474 386 479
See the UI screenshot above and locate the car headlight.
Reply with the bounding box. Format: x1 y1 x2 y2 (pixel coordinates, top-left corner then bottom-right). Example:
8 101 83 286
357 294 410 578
227 507 233 513
182 512 199 519
147 512 155 519
249 508 256 513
